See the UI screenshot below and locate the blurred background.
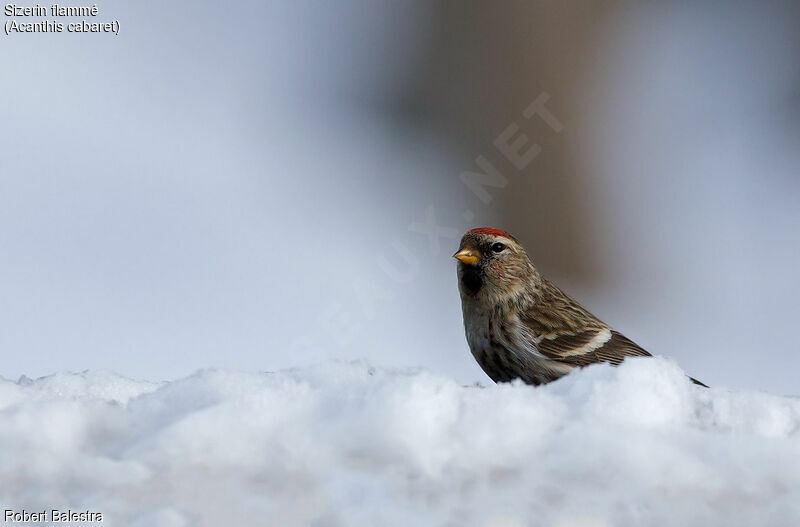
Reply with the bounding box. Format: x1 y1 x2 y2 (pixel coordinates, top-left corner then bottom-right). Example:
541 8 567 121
2 1 798 393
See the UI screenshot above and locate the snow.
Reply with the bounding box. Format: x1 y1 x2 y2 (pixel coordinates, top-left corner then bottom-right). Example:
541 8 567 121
1 358 799 527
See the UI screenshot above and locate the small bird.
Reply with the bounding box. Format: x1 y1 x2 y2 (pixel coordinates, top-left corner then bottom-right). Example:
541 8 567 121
454 227 706 387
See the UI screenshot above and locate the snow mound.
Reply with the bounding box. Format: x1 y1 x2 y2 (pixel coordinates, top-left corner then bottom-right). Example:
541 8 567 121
1 358 799 526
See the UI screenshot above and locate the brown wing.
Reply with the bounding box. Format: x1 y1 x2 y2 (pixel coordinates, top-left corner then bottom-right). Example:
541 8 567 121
518 279 707 386
534 327 708 386
536 329 651 367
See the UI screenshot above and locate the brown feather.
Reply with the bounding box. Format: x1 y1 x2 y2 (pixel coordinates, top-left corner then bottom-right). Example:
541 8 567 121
534 329 649 367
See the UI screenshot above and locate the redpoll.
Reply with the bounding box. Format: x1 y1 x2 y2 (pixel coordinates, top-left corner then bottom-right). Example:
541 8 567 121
454 227 706 387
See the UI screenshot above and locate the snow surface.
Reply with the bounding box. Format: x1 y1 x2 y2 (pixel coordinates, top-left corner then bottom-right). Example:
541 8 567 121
1 358 799 527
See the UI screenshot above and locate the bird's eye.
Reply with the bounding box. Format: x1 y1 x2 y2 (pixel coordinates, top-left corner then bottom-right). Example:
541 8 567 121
491 242 506 253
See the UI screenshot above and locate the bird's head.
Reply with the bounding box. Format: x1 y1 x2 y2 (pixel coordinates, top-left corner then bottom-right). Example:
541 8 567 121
454 228 538 301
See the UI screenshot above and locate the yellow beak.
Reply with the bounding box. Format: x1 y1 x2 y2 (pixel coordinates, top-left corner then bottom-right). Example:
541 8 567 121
453 249 479 265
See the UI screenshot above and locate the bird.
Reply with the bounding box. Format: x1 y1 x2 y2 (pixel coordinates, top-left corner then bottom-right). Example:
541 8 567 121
454 227 706 387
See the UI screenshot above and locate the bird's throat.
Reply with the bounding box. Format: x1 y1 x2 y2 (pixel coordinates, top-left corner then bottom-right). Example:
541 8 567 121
460 265 484 295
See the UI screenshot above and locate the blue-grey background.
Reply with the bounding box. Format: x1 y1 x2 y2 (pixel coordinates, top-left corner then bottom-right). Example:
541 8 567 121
2 1 798 393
